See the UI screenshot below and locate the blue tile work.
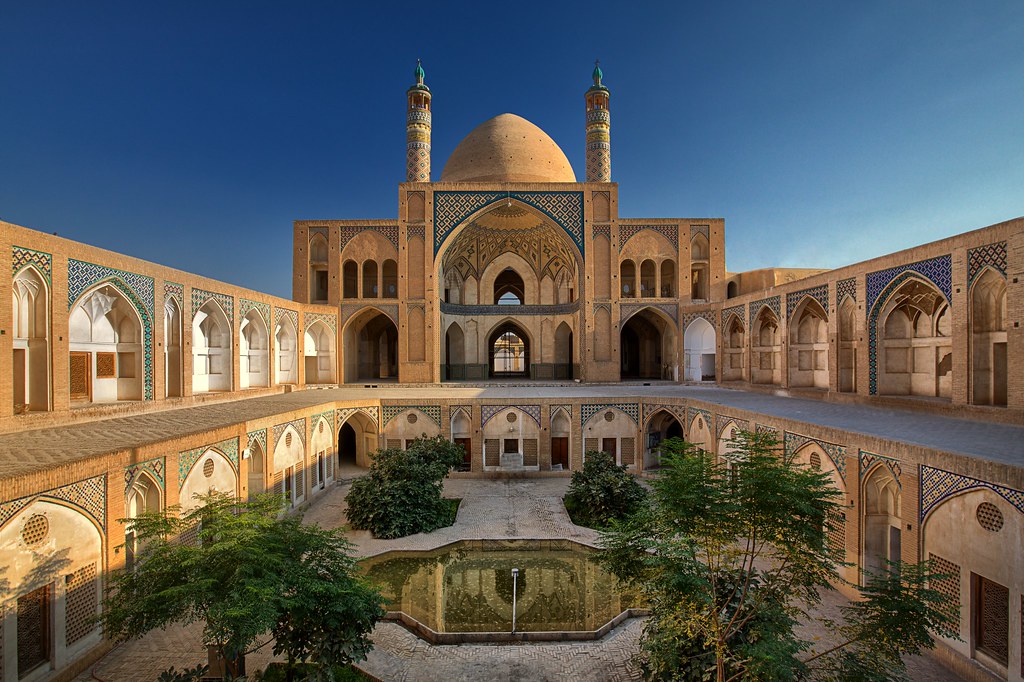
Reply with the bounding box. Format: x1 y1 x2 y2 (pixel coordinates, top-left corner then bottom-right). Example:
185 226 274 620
0 476 107 532
339 224 399 251
164 282 184 308
859 450 901 488
382 405 441 429
836 277 856 304
247 428 268 455
481 404 541 428
238 298 272 326
449 405 472 427
755 423 779 438
592 224 611 240
304 311 337 332
717 416 750 438
641 403 686 427
311 409 335 436
682 311 717 330
12 246 52 284
549 404 573 421
124 457 165 496
967 241 1007 285
786 284 829 319
866 254 952 311
865 255 952 394
785 433 848 483
191 287 234 323
179 438 240 487
686 407 712 431
621 302 678 323
336 406 380 428
920 465 1024 522
721 304 745 329
273 419 306 449
406 225 425 240
433 191 584 255
581 403 639 429
68 259 155 400
275 307 298 331
619 223 678 250
748 295 781 326
690 224 710 239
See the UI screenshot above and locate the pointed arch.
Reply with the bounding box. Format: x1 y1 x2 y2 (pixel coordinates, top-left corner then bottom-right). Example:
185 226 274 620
240 308 269 389
620 306 678 380
247 437 266 497
788 297 828 389
687 413 713 453
164 297 183 397
722 313 745 381
343 307 398 382
838 296 857 393
180 448 238 512
683 317 716 382
445 321 466 380
69 281 145 403
304 319 337 384
192 298 232 393
554 321 574 377
874 276 951 398
488 319 531 378
862 464 902 580
750 307 781 385
275 314 298 385
970 267 1007 406
338 409 378 468
12 265 51 412
645 408 684 468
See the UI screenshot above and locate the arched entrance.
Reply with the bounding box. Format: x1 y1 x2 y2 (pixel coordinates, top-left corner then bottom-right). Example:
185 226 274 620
620 309 675 380
683 317 716 382
645 409 684 468
343 309 398 382
240 309 269 389
69 283 145 403
192 299 232 394
444 322 466 380
862 464 901 580
489 322 529 378
875 278 951 398
304 320 336 384
337 410 377 468
12 265 50 412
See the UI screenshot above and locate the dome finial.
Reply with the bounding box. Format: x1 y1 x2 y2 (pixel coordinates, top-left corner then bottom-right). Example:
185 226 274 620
592 60 603 86
414 59 425 86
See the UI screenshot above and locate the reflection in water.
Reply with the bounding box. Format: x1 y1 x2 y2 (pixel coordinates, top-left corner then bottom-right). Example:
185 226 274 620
360 540 640 633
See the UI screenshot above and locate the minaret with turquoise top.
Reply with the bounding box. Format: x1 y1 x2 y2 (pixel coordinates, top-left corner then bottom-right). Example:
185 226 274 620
406 59 432 182
585 61 611 182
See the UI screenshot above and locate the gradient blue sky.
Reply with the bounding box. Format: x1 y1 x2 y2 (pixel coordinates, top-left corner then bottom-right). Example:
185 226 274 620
2 1 1022 299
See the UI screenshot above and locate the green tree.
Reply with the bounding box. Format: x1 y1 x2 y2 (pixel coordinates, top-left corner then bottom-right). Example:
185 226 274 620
102 493 384 680
345 435 464 539
563 450 648 528
600 432 957 682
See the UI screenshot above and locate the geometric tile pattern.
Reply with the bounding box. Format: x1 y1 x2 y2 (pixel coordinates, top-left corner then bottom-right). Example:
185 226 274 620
0 475 108 531
687 406 712 431
836 277 857 304
690 224 710 239
866 254 952 311
273 419 306 450
721 304 745 329
163 281 184 308
967 241 1007 285
866 255 952 394
238 298 271 326
12 246 52 284
581 403 639 429
341 303 398 326
304 311 337 332
682 310 717 330
749 295 781 326
336 406 380 428
756 423 779 438
406 225 425 240
591 224 611 240
549 404 573 421
247 428 267 455
339 224 400 252
449 405 472 424
920 465 1024 522
621 302 678 324
124 456 165 496
310 409 335 436
178 437 239 487
717 416 750 438
307 226 329 241
68 259 155 400
275 306 299 335
191 287 234 323
382 405 441 429
619 223 678 250
785 433 848 483
433 191 585 255
859 451 901 490
481 404 541 428
641 402 685 427
786 283 829 319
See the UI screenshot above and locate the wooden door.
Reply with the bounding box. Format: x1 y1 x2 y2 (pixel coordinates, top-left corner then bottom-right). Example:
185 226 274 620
455 438 471 470
69 351 91 401
602 438 617 461
551 437 568 469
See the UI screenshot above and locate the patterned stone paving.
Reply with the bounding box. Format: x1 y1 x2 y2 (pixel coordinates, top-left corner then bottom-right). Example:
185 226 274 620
77 478 962 681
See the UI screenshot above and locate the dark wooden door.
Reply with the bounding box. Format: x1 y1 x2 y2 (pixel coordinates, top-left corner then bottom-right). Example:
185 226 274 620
551 437 568 469
455 438 471 469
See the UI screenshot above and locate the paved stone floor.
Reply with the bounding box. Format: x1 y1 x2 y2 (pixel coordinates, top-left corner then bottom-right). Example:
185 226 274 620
78 478 963 681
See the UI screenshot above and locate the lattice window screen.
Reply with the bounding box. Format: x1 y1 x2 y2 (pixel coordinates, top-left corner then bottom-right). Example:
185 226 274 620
621 438 635 466
523 439 538 467
826 510 846 557
95 352 116 378
295 467 304 499
484 439 500 467
70 353 89 397
978 577 1009 666
17 586 49 674
585 438 598 455
65 563 98 645
386 439 402 450
928 553 961 618
273 471 284 498
327 453 334 481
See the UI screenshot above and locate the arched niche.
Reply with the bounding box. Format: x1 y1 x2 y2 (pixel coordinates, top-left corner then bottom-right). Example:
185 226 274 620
125 471 162 566
722 314 745 381
582 407 637 468
192 299 232 393
69 283 144 403
645 409 684 468
550 409 571 470
308 234 329 304
482 255 535 305
246 438 266 497
793 442 847 565
164 298 183 398
683 317 716 382
304 320 336 384
554 321 574 378
750 307 780 386
382 259 398 299
342 260 358 299
338 410 377 469
275 315 298 385
838 297 857 393
362 260 378 298
788 298 828 389
273 425 306 509
687 413 713 453
240 309 269 389
310 416 334 492
876 278 951 398
620 259 636 298
481 407 541 469
861 464 901 580
382 408 441 450
660 259 676 297
12 266 50 412
488 320 530 378
970 269 1007 406
639 259 656 298
620 308 676 380
343 309 398 382
444 322 466 381
180 449 237 513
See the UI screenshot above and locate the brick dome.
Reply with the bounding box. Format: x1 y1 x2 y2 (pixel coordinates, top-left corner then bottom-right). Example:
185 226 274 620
440 113 576 183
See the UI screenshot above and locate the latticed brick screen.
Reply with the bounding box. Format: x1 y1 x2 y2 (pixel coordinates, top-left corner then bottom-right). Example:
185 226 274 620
826 510 846 557
585 438 598 454
523 439 538 467
95 352 116 378
65 563 98 645
178 521 200 547
485 440 499 467
621 438 635 466
386 439 402 450
928 553 961 617
978 578 1009 666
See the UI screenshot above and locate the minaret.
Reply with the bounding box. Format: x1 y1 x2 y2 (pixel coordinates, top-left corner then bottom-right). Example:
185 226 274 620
585 61 611 182
406 59 432 182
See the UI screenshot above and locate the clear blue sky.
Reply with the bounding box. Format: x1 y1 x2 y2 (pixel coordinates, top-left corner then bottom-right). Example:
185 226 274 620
2 1 1021 299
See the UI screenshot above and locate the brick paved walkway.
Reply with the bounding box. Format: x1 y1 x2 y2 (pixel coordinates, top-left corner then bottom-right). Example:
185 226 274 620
78 478 963 681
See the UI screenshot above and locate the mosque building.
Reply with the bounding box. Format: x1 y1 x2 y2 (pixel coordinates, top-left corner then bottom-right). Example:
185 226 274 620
0 63 1022 681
